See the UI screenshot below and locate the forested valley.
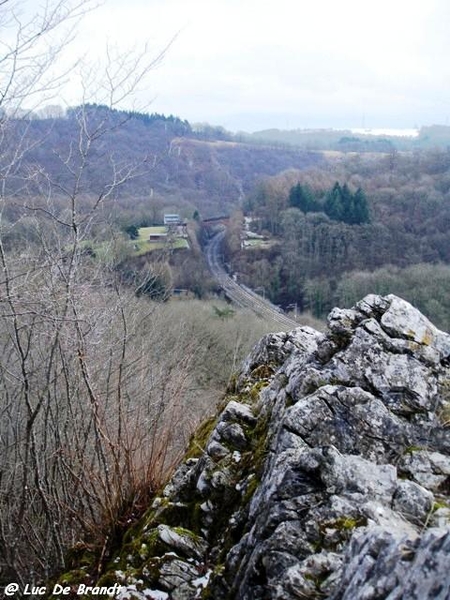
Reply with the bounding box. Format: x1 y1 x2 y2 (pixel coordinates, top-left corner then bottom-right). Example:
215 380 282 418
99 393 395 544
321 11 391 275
6 105 450 334
224 148 450 331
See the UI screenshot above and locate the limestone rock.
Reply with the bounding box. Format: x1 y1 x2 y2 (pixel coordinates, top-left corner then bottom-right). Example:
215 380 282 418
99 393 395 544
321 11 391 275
236 326 322 391
102 295 450 600
330 527 450 600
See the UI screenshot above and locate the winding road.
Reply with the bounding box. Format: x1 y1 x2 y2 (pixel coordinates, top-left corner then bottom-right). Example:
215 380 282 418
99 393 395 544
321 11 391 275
205 230 299 330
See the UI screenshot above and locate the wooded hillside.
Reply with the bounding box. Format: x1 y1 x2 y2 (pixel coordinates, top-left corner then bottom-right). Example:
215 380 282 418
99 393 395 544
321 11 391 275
226 148 450 330
2 106 322 223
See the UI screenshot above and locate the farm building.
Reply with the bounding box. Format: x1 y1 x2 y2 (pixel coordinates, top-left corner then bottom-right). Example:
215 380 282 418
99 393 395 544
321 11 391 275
148 232 168 242
163 214 181 226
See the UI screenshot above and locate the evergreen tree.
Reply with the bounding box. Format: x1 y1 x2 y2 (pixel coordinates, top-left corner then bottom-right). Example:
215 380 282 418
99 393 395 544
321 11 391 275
324 183 369 225
324 182 344 221
288 183 303 209
341 183 355 224
353 188 370 224
288 182 319 213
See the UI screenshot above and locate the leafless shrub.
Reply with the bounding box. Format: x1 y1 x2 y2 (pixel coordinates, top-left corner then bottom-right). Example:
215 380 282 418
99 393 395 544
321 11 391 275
0 1 296 584
0 0 188 583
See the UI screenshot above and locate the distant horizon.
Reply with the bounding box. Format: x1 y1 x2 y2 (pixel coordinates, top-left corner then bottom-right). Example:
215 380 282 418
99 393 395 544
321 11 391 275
17 103 450 138
196 120 447 137
188 111 449 137
8 1 450 147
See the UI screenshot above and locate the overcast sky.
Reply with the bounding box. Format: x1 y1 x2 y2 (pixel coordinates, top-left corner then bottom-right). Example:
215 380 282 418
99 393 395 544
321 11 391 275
48 0 450 131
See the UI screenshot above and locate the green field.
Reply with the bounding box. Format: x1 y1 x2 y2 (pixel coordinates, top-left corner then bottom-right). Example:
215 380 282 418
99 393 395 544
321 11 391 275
139 226 167 237
133 226 190 255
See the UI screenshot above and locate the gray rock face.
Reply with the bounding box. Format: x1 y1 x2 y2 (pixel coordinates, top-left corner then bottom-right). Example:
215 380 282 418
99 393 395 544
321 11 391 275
330 527 450 600
112 295 450 600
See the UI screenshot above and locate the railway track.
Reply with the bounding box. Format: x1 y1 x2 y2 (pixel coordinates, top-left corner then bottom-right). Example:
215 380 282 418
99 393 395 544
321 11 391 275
205 230 299 330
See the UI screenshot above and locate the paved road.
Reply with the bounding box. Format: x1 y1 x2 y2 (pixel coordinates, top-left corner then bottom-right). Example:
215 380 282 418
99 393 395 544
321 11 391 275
205 230 299 330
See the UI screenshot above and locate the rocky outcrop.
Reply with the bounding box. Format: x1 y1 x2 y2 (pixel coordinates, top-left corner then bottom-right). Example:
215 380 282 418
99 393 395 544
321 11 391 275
97 294 450 599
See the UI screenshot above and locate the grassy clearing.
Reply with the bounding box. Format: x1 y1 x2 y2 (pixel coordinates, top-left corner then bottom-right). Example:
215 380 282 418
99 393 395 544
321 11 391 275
138 226 168 237
133 238 190 255
78 226 190 259
133 227 190 255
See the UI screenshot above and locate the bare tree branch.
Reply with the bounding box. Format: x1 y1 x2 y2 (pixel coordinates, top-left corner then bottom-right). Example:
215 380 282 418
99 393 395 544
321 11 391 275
0 0 211 586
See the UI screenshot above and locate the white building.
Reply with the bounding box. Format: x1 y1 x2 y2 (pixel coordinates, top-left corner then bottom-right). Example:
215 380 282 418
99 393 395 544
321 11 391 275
164 214 181 226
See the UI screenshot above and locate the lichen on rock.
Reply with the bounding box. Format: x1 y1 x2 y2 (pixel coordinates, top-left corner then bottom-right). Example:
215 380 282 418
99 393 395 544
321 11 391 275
96 295 450 599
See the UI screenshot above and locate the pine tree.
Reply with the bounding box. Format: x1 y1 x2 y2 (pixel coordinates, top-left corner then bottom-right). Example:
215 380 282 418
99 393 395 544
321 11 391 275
324 182 344 221
289 182 320 213
341 183 355 224
353 188 370 224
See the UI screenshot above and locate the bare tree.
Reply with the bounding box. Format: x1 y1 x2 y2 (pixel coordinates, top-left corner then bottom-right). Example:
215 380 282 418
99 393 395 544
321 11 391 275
0 1 276 587
0 0 192 584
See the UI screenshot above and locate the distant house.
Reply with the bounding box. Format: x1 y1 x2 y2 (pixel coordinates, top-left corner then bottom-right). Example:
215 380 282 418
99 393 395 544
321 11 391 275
148 232 168 242
164 214 181 226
